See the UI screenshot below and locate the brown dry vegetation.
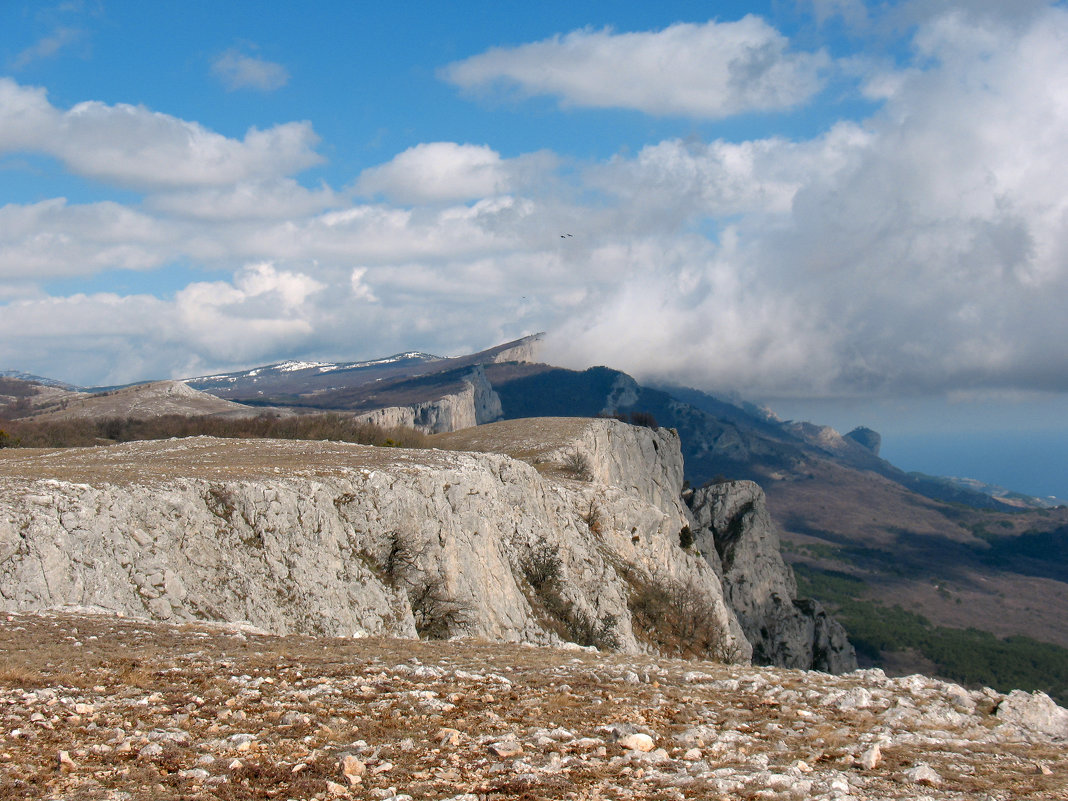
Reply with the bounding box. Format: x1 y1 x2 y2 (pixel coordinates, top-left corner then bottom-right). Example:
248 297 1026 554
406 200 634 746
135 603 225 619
0 413 431 451
1 611 1065 801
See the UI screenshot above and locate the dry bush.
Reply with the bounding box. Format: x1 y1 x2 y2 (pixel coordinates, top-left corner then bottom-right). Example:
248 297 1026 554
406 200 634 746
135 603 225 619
581 499 604 534
0 662 48 688
0 412 431 450
523 541 563 590
407 577 469 639
563 451 593 481
628 576 732 660
363 531 468 639
521 540 619 651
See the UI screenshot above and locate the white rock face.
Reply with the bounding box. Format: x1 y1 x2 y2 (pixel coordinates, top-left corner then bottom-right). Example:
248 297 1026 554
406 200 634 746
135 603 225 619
996 689 1068 741
351 366 503 433
0 420 750 660
487 333 543 364
689 480 857 673
548 422 688 519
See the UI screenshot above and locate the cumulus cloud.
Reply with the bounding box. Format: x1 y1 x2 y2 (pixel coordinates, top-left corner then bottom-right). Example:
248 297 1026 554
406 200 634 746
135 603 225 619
145 179 342 221
443 16 829 118
356 142 512 204
211 47 290 92
0 198 172 278
174 262 324 359
0 78 321 189
4 8 1068 403
547 5 1068 398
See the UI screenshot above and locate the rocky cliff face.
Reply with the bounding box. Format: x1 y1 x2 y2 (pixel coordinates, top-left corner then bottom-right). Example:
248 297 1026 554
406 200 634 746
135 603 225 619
688 480 857 673
487 332 543 364
351 366 503 433
0 421 750 662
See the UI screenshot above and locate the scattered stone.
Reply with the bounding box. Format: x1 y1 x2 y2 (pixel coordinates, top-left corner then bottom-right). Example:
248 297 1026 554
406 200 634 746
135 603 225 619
340 754 365 784
488 738 523 758
437 727 461 747
617 733 655 752
1 609 1065 801
857 743 881 770
904 763 943 785
57 750 76 772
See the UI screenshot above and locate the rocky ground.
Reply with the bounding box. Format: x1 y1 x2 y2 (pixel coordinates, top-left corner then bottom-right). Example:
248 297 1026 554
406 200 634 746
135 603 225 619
1 610 1065 801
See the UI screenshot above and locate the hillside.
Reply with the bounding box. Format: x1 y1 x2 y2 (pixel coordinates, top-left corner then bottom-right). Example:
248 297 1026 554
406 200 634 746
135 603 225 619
23 380 261 421
5 338 1067 699
1 609 1065 801
481 361 1068 697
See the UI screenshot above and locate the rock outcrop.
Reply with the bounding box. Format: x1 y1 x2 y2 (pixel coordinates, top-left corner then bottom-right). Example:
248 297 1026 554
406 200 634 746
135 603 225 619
846 425 882 456
0 419 750 661
487 332 543 364
351 366 503 433
688 479 857 673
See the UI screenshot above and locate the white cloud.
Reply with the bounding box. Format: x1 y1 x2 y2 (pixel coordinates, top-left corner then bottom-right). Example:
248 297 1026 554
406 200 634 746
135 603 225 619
356 142 511 204
0 78 321 189
4 9 1068 402
174 262 324 361
145 179 342 221
12 26 84 69
211 47 290 92
0 198 171 278
443 16 829 118
548 5 1068 398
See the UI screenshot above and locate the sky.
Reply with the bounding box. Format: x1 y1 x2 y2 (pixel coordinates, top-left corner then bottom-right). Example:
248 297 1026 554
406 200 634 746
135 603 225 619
2 1 1067 498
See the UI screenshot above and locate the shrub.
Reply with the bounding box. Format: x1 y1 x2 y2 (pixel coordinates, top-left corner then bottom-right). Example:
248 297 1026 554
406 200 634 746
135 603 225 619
628 576 732 660
563 451 593 481
407 577 467 640
0 412 431 449
628 411 658 430
523 541 563 590
520 540 619 650
679 525 695 549
581 499 603 534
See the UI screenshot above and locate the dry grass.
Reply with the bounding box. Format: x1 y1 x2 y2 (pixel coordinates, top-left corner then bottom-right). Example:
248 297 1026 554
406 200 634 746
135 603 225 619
1 610 1065 801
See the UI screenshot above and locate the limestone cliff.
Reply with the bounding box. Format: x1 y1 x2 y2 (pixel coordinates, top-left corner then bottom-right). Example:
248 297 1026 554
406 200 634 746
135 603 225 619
0 420 750 662
486 332 543 364
351 365 503 433
688 480 857 673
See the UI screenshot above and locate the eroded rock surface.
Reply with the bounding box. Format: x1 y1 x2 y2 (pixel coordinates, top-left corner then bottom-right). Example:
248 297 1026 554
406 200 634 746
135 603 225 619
0 420 748 661
689 480 857 673
352 365 503 433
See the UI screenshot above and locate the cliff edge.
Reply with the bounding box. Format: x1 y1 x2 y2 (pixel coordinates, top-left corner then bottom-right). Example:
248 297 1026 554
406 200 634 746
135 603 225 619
0 419 750 662
689 479 857 673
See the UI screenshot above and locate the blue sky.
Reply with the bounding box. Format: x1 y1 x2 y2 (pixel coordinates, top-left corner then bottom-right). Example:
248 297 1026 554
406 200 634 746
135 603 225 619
2 1 1067 497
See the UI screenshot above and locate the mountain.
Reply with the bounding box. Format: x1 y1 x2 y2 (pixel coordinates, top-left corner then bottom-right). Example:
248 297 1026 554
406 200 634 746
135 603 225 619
0 374 87 419
4 337 1067 698
478 360 1068 698
184 335 541 402
20 380 260 421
